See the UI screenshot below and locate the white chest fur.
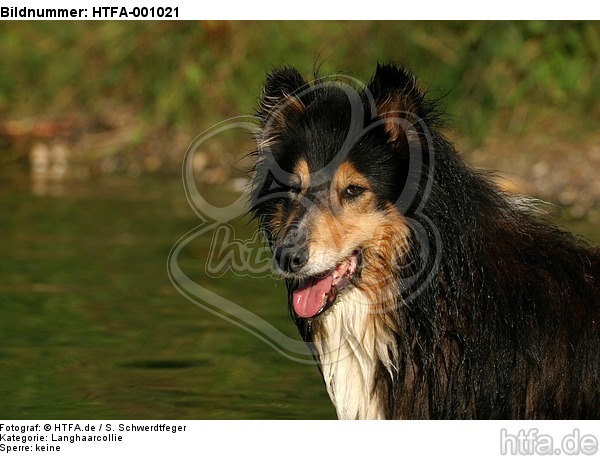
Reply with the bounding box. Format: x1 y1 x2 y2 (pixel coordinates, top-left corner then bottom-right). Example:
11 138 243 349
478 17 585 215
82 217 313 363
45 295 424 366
313 288 397 420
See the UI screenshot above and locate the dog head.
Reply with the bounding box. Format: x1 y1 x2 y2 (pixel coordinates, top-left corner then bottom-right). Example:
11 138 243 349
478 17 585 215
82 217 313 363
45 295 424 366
250 64 438 319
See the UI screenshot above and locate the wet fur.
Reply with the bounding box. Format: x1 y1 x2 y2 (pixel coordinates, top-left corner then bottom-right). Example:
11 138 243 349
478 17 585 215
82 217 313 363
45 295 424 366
250 63 600 419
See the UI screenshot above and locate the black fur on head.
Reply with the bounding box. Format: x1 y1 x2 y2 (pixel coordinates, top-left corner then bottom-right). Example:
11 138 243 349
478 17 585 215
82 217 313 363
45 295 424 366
251 63 442 229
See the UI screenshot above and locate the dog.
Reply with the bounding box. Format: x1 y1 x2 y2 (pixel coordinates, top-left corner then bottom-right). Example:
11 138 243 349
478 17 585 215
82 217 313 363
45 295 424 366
249 63 600 419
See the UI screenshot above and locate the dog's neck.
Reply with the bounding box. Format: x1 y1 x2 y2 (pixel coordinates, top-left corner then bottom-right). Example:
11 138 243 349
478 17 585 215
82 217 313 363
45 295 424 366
311 287 398 419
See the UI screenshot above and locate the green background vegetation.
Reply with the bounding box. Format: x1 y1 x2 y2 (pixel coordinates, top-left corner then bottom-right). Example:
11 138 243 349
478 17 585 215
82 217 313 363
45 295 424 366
2 21 600 156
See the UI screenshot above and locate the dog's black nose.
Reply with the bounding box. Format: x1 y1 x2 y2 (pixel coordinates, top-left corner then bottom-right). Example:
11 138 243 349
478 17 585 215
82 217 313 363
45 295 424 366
275 223 309 273
274 244 309 273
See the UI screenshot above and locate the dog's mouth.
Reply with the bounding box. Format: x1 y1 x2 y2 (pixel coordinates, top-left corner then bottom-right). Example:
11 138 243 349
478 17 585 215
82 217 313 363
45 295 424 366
291 251 361 319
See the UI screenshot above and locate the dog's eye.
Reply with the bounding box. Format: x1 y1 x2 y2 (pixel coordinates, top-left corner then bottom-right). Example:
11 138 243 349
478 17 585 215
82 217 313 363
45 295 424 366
344 185 365 198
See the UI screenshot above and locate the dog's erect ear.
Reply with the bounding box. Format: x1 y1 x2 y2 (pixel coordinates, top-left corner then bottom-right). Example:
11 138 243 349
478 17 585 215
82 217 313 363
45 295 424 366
258 67 308 128
367 63 436 144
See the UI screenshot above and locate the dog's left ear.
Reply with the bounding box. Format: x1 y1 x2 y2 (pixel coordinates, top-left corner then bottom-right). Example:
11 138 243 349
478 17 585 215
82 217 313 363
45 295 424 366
258 67 308 129
367 63 436 144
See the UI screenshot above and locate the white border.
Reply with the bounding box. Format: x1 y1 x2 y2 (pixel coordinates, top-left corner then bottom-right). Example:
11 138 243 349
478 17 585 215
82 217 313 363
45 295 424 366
3 420 600 456
3 0 599 20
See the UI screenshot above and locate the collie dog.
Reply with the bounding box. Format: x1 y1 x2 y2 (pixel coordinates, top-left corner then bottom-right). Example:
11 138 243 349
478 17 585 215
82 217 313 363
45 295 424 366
249 63 600 419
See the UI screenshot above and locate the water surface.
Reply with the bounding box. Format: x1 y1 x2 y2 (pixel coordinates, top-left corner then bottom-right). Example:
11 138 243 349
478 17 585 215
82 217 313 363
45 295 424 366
1 170 597 419
0 171 334 419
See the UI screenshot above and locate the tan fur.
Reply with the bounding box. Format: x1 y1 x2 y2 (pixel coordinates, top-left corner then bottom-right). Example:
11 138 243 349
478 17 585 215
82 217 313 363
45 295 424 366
292 159 310 190
305 163 410 283
377 96 420 145
287 162 411 419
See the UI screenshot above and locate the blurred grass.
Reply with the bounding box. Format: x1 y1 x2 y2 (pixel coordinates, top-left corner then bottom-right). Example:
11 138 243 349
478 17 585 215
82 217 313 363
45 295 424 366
2 21 600 163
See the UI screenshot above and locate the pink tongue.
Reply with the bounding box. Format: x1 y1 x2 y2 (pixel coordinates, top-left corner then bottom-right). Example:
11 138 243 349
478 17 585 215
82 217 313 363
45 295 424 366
292 274 334 318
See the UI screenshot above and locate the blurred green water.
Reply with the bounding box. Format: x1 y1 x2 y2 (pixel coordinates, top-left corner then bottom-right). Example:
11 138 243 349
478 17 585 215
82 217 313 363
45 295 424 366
0 171 597 420
0 172 334 419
